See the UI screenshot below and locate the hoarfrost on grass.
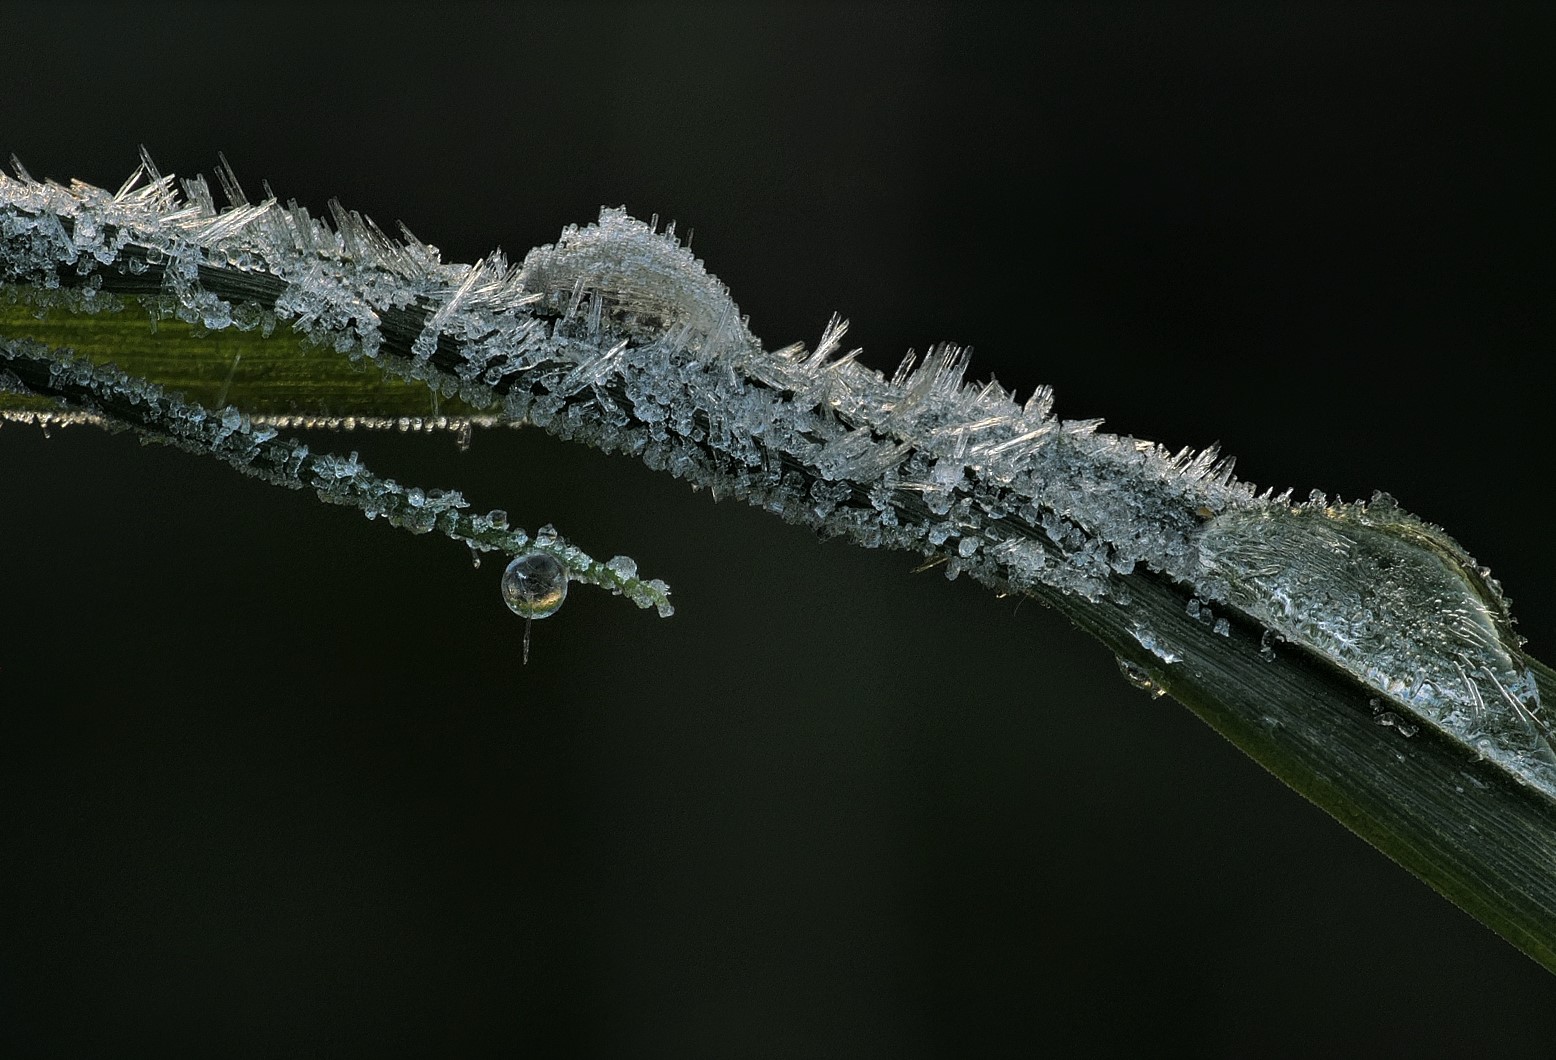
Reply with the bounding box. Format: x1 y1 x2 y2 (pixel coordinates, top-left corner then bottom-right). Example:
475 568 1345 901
3 154 1552 795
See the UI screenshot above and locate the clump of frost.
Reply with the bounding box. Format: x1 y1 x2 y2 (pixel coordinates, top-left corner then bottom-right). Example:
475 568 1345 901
1199 494 1556 796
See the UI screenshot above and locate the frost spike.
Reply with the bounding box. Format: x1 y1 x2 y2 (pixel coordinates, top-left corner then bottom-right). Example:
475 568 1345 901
214 152 249 208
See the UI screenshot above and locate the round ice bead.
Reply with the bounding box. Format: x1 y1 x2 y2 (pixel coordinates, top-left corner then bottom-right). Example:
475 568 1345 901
501 552 568 619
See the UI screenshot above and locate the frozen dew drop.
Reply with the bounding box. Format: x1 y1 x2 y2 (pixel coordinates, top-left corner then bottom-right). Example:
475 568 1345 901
502 552 568 620
1115 656 1166 700
503 552 568 666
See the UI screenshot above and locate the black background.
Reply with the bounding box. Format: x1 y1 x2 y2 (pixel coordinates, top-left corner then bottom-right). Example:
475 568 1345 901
3 2 1554 1055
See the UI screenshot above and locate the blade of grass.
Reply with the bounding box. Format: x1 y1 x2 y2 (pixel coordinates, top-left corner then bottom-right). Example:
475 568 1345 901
5 169 1553 973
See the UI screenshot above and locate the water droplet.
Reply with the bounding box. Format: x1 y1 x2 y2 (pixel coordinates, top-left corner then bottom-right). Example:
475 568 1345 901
1116 656 1166 699
501 552 568 620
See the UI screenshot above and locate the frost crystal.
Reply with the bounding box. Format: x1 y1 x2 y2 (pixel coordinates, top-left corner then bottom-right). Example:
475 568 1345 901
3 154 1549 793
1130 625 1183 666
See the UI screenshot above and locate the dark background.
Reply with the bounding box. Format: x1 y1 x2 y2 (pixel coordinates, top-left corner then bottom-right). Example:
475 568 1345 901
3 2 1554 1055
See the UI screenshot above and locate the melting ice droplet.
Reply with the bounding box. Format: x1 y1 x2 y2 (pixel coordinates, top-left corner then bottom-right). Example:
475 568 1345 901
501 552 568 619
1197 495 1556 793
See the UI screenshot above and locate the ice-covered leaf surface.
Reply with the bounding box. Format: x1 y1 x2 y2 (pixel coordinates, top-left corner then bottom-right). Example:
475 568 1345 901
2 154 1549 795
1200 497 1555 789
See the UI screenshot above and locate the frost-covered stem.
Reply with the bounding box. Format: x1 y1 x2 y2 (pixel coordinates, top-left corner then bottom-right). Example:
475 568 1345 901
0 336 671 612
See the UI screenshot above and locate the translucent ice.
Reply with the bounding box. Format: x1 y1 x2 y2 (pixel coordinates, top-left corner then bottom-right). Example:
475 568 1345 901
1198 495 1556 793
